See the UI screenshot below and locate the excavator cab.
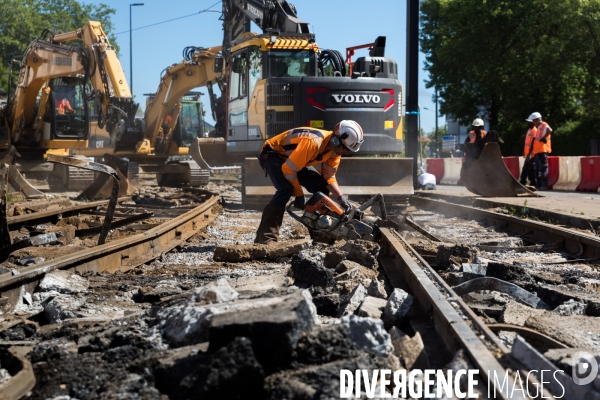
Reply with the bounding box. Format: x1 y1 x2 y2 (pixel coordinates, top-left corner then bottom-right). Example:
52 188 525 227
48 77 89 140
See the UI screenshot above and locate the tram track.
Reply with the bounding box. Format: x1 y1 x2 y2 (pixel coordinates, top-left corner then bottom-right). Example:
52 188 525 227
0 183 598 398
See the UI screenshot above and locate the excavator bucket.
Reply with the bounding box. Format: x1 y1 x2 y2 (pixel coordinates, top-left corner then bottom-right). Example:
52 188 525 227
461 142 539 197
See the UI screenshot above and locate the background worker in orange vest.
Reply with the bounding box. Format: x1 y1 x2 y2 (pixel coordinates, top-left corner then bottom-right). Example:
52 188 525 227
530 112 552 190
519 114 538 187
255 120 364 244
465 118 487 143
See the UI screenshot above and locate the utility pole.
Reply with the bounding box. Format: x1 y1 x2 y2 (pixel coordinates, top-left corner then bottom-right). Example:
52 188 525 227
435 88 439 157
405 0 420 187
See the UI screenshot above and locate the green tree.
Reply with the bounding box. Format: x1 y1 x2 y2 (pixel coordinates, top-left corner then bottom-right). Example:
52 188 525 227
420 0 600 155
0 0 117 93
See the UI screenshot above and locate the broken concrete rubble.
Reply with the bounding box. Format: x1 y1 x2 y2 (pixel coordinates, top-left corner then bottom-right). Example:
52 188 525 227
38 270 89 294
289 249 336 288
357 295 387 319
192 278 239 304
383 288 414 327
207 290 319 373
335 259 362 274
324 249 347 269
341 239 380 269
341 315 394 356
213 239 311 262
135 280 183 303
392 331 430 370
336 283 367 317
44 295 85 324
367 278 388 299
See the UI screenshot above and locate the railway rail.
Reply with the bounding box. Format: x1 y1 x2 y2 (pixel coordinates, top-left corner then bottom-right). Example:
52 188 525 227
0 183 598 398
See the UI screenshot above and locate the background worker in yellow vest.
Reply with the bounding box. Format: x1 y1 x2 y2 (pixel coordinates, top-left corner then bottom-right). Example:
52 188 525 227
255 120 364 244
530 112 552 190
519 114 538 187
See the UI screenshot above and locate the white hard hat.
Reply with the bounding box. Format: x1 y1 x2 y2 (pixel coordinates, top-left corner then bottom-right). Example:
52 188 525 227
472 118 484 127
335 120 364 152
529 112 542 120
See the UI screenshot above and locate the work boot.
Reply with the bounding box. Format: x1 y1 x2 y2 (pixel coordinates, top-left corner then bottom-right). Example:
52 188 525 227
254 204 285 244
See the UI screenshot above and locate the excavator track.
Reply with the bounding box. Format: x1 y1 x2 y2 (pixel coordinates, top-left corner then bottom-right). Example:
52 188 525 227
156 160 209 188
48 162 95 192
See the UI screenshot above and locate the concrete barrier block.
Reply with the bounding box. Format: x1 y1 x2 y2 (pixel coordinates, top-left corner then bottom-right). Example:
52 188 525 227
553 156 582 191
440 158 463 185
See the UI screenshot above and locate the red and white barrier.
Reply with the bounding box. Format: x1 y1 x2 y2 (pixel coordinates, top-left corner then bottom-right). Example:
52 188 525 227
502 157 520 180
425 155 593 192
577 156 600 192
440 158 463 185
553 156 582 191
426 158 444 185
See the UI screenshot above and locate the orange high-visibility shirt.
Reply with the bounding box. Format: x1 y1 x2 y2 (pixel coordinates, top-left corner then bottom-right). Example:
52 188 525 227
263 127 341 197
523 127 538 157
532 122 551 155
468 130 487 143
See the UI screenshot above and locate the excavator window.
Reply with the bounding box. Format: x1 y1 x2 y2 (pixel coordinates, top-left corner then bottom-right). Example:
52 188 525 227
50 78 87 139
268 50 316 78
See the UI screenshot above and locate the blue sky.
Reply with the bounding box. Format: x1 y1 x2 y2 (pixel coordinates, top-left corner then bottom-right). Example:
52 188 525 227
80 0 443 133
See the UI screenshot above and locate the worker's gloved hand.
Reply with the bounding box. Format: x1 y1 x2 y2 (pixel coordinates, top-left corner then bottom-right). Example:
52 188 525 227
540 138 547 144
338 195 351 212
293 196 305 209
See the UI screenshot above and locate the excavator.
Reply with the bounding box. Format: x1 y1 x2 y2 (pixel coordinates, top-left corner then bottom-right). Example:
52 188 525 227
74 45 226 187
181 0 416 209
0 21 140 193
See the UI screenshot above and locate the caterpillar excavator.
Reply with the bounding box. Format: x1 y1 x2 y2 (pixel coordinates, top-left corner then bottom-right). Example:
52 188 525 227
74 45 226 187
184 0 415 209
0 21 140 193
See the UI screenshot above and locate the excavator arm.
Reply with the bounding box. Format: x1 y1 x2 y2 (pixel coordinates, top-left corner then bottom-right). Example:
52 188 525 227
137 46 224 154
221 0 312 59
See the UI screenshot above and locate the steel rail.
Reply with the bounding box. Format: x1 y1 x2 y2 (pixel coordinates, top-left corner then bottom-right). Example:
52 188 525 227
0 194 220 313
7 196 132 229
379 227 526 400
410 195 600 258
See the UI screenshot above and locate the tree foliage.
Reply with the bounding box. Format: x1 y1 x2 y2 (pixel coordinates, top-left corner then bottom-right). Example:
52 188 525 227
0 0 117 93
421 0 600 155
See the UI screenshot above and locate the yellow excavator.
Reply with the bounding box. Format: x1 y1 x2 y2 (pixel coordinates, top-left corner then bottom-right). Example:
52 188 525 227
0 21 139 192
74 45 226 187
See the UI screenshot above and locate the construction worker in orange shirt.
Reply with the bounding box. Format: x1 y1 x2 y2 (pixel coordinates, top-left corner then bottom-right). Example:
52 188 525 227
255 120 364 244
530 112 552 190
519 114 538 187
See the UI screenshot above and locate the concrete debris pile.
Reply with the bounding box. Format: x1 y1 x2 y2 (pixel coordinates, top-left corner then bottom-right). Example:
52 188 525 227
405 212 600 355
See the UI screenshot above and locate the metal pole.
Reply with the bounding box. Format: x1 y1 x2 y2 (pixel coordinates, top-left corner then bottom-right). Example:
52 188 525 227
129 3 144 93
406 0 420 188
435 88 439 157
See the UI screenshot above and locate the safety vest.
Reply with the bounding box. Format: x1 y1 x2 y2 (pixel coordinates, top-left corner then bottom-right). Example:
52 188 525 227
263 127 341 197
532 122 551 155
523 127 538 157
468 130 487 143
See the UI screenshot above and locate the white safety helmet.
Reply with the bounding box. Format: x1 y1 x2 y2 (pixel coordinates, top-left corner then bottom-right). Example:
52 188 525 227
472 118 484 127
528 112 542 120
334 120 364 152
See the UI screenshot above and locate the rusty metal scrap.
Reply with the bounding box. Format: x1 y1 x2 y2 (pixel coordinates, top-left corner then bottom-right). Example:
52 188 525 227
47 155 119 245
452 276 550 310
